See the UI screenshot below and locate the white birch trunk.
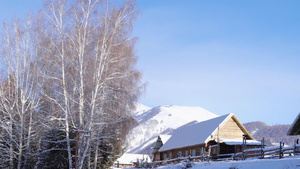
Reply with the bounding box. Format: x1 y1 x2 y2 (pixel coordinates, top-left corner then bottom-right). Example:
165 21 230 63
42 2 73 168
9 116 14 169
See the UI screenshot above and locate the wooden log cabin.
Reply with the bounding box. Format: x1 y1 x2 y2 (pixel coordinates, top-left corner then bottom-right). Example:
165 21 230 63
155 113 262 161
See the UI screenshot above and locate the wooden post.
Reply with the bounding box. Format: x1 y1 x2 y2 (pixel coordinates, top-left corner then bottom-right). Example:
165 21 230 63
242 135 246 160
261 137 264 159
217 124 220 156
295 139 299 155
233 146 236 160
279 141 282 159
279 141 283 159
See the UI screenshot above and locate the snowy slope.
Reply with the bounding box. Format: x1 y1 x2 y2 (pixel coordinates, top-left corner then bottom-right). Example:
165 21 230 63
126 105 218 154
117 157 300 169
155 157 300 169
133 103 151 115
114 157 300 169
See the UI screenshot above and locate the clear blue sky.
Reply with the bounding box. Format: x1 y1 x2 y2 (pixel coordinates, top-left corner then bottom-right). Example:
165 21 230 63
1 1 300 125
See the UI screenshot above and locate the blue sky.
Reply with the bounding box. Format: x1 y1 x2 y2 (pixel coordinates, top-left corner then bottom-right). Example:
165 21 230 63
1 1 300 125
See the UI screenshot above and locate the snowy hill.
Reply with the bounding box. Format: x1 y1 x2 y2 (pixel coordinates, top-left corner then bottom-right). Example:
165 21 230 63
133 103 151 115
126 105 218 155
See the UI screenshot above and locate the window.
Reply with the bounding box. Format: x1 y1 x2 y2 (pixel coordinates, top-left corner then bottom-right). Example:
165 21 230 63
200 147 204 156
164 154 167 160
185 150 189 157
212 147 217 155
192 149 196 156
169 152 172 159
178 151 182 157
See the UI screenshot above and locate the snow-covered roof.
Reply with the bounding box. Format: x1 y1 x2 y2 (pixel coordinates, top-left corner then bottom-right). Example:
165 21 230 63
115 153 151 165
159 113 254 152
160 134 172 144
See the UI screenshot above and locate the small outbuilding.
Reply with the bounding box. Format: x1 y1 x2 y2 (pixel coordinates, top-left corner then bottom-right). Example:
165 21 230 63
157 113 262 160
114 153 150 168
152 135 172 161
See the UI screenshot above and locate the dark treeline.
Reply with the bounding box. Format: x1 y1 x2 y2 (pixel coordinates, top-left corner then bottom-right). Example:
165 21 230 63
244 122 300 146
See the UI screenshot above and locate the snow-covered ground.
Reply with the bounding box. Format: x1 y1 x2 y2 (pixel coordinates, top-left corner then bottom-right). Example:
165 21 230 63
114 157 300 169
155 157 300 169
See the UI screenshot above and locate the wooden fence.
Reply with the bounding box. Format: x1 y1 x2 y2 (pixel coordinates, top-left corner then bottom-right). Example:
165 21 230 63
137 141 300 168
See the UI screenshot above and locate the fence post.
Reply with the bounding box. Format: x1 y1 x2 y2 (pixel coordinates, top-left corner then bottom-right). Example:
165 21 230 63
242 135 247 160
279 141 283 159
295 139 299 156
137 159 140 168
233 146 236 160
261 137 264 159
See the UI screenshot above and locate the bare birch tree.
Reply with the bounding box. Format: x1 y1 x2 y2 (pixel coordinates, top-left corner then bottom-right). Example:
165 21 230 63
0 0 141 168
36 0 141 168
0 16 41 169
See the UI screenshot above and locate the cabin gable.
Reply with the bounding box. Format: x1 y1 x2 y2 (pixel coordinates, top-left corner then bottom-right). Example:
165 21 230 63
212 117 245 140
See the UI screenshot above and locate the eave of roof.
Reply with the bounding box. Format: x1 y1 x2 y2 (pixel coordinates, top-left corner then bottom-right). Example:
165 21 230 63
231 114 255 140
217 138 262 146
287 113 300 136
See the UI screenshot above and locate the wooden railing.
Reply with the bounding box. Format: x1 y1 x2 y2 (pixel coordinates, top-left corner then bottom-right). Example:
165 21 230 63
137 142 300 168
